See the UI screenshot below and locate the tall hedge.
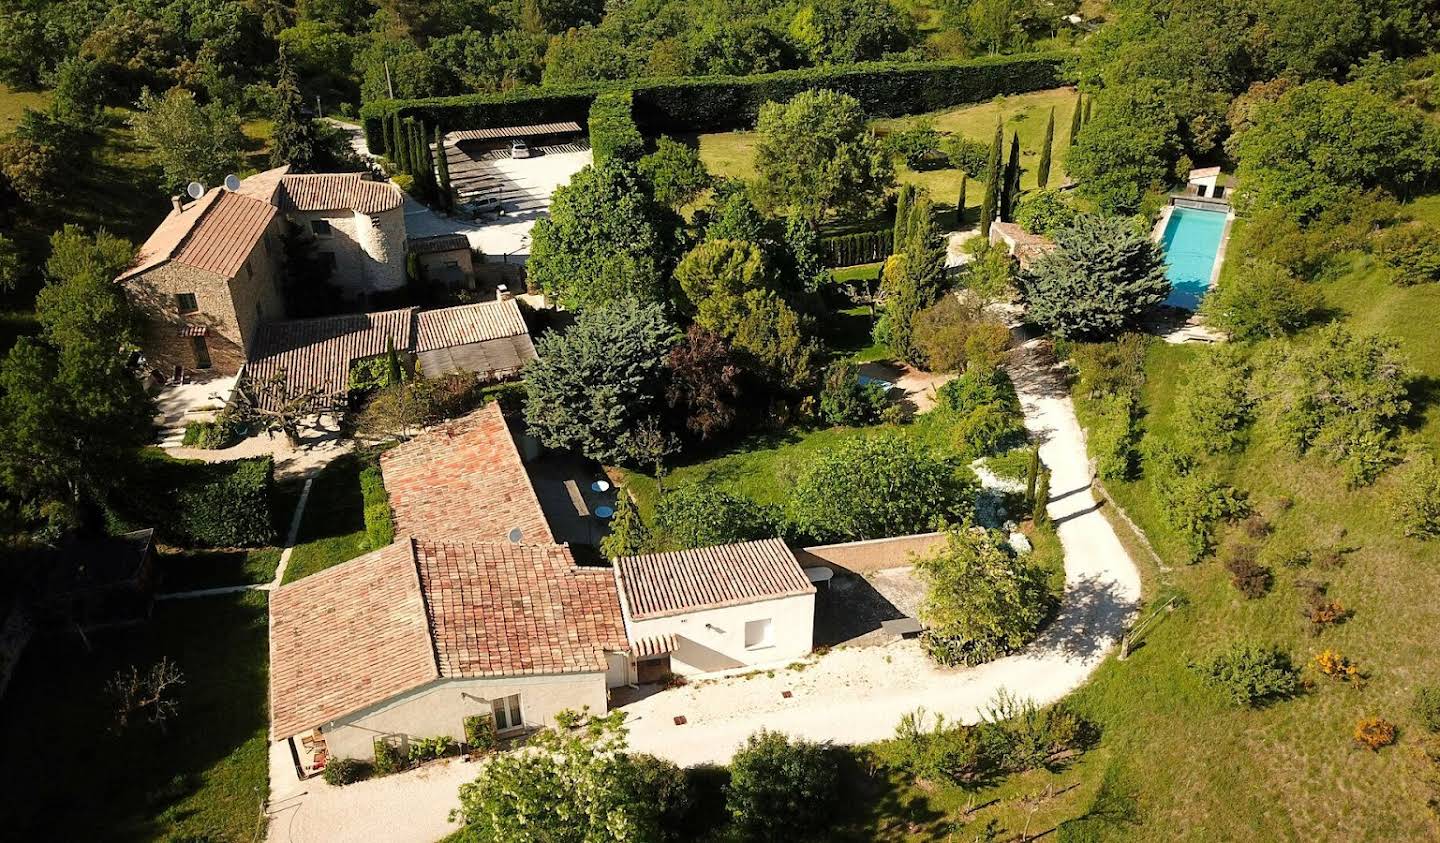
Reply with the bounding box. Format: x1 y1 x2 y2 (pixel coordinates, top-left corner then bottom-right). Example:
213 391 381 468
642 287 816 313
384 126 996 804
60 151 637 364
360 53 1068 153
588 90 644 164
820 230 893 267
113 455 277 548
359 464 394 549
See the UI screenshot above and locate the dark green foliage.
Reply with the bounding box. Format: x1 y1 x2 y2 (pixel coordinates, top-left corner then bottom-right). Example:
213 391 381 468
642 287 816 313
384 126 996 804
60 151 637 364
600 490 651 558
1200 261 1322 340
1032 468 1051 525
464 713 498 752
361 53 1068 153
957 173 967 222
787 432 976 543
322 758 372 786
1001 132 1021 222
981 121 1002 236
271 52 318 171
886 123 943 169
1091 400 1142 481
523 301 677 464
1014 190 1078 238
881 194 947 364
654 486 778 550
725 731 839 841
639 137 711 209
373 738 405 775
1020 214 1170 340
818 230 893 267
818 361 889 426
1148 442 1248 561
1194 643 1300 708
1037 107 1054 188
944 134 991 178
752 89 893 219
1067 81 1181 214
1174 348 1253 456
117 456 277 548
893 184 915 248
1068 93 1082 146
589 90 645 165
527 161 679 309
434 127 452 211
359 464 393 549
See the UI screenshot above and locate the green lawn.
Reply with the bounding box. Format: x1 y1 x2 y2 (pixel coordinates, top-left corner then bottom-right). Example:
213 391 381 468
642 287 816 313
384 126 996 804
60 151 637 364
1054 222 1440 838
281 453 374 583
0 592 270 841
0 83 49 134
157 547 282 591
695 87 1080 225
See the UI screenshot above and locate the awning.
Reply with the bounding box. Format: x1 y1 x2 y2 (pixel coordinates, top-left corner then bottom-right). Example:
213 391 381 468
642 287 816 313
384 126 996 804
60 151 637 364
632 634 677 660
178 324 208 337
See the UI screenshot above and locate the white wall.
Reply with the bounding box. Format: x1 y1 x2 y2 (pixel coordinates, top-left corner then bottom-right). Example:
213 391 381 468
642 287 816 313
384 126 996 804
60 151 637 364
289 207 406 298
628 594 814 677
321 671 607 760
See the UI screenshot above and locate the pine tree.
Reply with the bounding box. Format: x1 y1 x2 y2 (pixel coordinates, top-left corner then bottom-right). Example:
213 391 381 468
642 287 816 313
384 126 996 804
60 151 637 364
600 489 650 558
893 184 914 247
1038 108 1054 188
1069 95 1083 146
981 121 1003 237
1001 132 1021 222
270 50 316 171
957 173 967 225
434 127 452 211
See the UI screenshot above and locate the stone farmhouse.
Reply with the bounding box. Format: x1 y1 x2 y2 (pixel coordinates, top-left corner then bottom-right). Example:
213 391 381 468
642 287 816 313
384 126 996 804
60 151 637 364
270 402 816 772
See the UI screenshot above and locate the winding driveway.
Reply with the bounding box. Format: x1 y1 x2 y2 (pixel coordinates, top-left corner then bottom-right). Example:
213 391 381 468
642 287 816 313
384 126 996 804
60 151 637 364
263 339 1143 842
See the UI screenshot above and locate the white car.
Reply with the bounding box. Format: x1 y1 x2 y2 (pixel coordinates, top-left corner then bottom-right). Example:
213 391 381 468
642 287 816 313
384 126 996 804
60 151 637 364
509 139 531 159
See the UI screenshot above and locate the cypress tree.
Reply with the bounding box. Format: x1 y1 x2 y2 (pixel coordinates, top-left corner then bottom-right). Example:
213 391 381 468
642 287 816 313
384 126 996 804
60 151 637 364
1025 447 1040 503
1038 107 1054 189
381 112 392 158
385 337 403 385
392 112 407 170
1001 132 1021 222
893 184 914 247
434 127 452 211
1033 468 1051 524
981 121 1002 237
957 173 967 225
1083 96 1092 126
1069 94 1083 146
270 50 316 171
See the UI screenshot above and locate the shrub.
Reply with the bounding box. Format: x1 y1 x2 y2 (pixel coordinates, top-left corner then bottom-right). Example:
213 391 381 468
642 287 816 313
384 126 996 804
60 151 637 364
978 690 1095 773
937 367 1021 416
407 735 456 764
1070 334 1149 402
1149 443 1247 562
1258 534 1311 570
884 708 985 784
787 433 975 543
1015 190 1079 238
911 295 1011 374
359 464 393 550
321 757 372 786
1415 686 1440 733
1200 261 1322 340
1375 223 1440 285
944 134 990 177
1223 551 1272 599
1019 215 1170 340
1391 453 1440 539
373 738 406 775
1092 400 1141 481
116 455 277 547
181 418 240 450
628 753 695 840
362 53 1067 150
1299 583 1347 636
725 730 839 839
463 714 498 753
654 486 778 550
818 361 889 426
1195 643 1300 707
1174 348 1254 455
589 90 644 165
1354 717 1397 751
1314 649 1362 683
886 123 942 169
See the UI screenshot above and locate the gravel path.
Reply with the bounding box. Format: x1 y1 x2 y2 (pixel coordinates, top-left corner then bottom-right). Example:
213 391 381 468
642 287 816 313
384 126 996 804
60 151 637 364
261 338 1142 841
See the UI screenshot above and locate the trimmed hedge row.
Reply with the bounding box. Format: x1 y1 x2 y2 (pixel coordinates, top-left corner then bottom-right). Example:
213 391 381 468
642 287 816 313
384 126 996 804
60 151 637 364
360 52 1069 153
359 464 394 549
821 230 893 267
112 455 277 548
589 90 644 165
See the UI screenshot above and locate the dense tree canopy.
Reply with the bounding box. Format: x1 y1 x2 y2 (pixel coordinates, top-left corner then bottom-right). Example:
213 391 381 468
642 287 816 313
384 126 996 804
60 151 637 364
1020 214 1170 340
752 89 894 219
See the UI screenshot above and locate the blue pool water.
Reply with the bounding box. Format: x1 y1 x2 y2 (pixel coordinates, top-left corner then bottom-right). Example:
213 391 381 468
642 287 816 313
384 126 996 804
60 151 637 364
1160 207 1228 309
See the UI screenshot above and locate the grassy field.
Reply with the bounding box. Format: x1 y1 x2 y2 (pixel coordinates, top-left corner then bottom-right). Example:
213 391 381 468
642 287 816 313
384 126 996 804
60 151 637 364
1055 210 1440 838
281 453 372 584
0 83 50 134
696 87 1079 226
0 592 270 841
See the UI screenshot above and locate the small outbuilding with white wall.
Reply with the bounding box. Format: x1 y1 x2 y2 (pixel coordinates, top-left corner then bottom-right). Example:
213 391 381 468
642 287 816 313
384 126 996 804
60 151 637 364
614 538 816 681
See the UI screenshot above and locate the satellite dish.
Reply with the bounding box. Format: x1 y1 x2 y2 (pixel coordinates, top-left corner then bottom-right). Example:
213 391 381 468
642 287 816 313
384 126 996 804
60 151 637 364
590 480 611 493
224 174 241 191
186 181 205 200
507 528 524 544
595 506 615 520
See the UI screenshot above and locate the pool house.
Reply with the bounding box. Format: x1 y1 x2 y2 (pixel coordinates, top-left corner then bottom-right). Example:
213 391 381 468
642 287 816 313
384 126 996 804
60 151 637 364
1153 168 1238 310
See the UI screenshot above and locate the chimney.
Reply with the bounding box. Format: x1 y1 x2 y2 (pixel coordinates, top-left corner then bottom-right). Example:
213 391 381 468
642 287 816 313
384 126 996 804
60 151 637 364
171 195 184 212
496 284 512 302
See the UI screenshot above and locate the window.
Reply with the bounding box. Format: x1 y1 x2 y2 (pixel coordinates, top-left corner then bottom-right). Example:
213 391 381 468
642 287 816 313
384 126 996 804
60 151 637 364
491 694 523 732
744 618 774 650
1195 184 1208 198
191 336 212 370
310 219 332 236
175 292 199 314
1213 185 1226 199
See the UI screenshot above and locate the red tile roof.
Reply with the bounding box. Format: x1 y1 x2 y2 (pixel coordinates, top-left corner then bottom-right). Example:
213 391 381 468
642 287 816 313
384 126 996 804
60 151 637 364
415 540 627 678
279 173 404 214
616 538 815 621
269 537 627 739
269 540 438 739
414 299 528 353
246 307 414 405
382 402 554 545
116 187 276 282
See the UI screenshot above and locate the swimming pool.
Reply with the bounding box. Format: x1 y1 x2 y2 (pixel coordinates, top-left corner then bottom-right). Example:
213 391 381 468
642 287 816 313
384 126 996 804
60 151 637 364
1159 207 1229 309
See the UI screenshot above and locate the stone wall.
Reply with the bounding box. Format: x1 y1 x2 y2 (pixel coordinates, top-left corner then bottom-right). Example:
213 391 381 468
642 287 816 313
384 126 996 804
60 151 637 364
795 532 947 573
291 207 407 298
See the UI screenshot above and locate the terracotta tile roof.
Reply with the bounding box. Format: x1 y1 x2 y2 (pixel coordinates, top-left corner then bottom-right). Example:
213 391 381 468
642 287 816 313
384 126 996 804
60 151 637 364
279 173 404 214
633 633 677 658
233 165 289 203
407 233 470 255
382 402 554 545
246 307 414 406
414 540 627 678
413 299 528 352
616 538 815 621
116 184 276 283
444 122 582 145
269 540 438 739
